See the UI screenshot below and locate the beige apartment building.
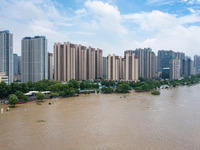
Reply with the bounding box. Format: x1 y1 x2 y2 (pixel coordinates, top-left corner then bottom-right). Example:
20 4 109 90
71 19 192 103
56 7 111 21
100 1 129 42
54 42 103 82
107 53 139 82
95 49 103 79
124 53 138 81
87 47 96 80
107 54 125 81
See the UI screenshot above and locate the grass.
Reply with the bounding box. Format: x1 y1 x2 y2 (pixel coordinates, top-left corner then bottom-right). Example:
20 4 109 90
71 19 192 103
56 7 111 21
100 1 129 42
36 102 41 105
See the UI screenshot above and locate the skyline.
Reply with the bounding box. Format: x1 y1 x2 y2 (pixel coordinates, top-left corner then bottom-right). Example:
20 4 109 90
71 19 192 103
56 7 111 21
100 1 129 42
1 0 200 57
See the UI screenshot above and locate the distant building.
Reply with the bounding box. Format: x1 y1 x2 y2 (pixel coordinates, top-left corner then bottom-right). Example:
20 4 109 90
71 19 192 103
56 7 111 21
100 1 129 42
170 58 181 80
107 54 121 80
21 36 47 83
103 57 107 78
48 53 53 80
13 53 18 75
135 48 156 79
194 55 200 73
182 58 193 76
157 50 175 72
0 30 13 84
0 72 8 84
95 49 103 79
124 53 138 81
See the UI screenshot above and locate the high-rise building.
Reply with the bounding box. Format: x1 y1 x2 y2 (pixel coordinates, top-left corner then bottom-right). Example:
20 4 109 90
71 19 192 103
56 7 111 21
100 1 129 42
13 53 18 75
135 48 156 79
182 58 193 76
54 42 103 82
124 50 135 58
0 30 13 84
77 44 87 81
54 42 76 82
48 52 53 80
87 47 96 80
194 55 200 73
157 50 175 72
95 48 103 79
103 57 107 78
21 36 47 83
107 54 118 80
107 54 125 81
124 53 138 81
169 58 181 80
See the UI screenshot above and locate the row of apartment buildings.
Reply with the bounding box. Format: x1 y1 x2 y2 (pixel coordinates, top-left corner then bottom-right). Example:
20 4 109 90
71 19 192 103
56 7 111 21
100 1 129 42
54 42 103 81
1 30 200 84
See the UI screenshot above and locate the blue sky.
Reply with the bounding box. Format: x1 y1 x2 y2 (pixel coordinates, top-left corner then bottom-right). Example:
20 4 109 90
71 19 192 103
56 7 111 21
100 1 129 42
1 0 200 57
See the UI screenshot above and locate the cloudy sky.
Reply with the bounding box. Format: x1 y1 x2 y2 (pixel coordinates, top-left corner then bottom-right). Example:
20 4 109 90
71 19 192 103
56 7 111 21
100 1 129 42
0 0 200 57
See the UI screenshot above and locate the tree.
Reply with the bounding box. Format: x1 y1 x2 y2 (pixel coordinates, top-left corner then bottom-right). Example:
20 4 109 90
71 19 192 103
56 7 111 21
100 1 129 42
68 79 79 89
50 92 57 98
8 94 18 107
115 84 131 93
15 91 28 102
36 92 46 102
0 82 8 99
80 82 85 90
101 87 113 93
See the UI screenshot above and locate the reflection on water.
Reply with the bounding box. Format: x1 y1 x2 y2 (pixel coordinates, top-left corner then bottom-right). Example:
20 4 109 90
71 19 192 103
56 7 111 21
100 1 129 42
0 84 200 150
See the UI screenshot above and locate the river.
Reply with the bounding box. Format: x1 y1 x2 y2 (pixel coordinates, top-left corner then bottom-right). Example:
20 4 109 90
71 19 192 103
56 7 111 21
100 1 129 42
0 84 200 150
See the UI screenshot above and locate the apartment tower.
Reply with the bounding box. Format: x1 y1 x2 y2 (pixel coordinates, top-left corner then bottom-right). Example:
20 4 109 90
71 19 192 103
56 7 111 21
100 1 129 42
21 36 47 83
124 53 138 81
169 58 181 80
0 30 13 84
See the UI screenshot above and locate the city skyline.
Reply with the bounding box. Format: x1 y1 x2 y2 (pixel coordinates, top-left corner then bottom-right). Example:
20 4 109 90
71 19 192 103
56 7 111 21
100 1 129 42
1 0 200 57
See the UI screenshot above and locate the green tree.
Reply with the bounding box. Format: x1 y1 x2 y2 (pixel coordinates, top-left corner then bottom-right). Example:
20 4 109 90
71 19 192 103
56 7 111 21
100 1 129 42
50 92 57 98
68 79 79 89
15 91 28 101
101 87 113 93
115 84 131 93
27 81 34 91
80 82 85 90
8 94 18 107
36 92 46 102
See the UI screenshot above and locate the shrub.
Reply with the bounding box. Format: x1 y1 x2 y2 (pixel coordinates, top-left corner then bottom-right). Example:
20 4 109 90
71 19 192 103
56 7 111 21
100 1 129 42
151 90 160 95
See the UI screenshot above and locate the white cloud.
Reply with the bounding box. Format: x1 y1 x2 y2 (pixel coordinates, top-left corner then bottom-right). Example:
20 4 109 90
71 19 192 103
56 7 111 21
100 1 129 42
181 0 200 4
75 8 87 15
84 0 127 34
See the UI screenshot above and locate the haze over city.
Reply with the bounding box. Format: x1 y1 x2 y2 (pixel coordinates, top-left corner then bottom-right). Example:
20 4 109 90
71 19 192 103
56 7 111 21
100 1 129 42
1 0 200 57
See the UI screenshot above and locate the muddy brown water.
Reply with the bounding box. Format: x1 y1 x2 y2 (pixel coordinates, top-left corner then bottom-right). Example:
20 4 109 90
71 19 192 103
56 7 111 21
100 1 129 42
0 84 200 150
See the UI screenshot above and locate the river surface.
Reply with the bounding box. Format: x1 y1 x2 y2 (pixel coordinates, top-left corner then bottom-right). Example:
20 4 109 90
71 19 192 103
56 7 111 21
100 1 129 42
0 84 200 150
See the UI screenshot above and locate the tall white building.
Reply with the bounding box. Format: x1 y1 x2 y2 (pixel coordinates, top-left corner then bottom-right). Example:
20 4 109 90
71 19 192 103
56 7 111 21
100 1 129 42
0 30 13 84
21 36 47 83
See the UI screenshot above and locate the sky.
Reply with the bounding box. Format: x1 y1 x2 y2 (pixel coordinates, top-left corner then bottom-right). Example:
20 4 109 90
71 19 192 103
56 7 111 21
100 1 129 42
0 0 200 57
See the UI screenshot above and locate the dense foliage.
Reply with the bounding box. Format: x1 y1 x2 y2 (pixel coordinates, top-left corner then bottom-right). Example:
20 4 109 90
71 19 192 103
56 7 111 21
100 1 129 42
8 94 18 106
36 92 46 102
115 82 131 93
101 87 113 93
